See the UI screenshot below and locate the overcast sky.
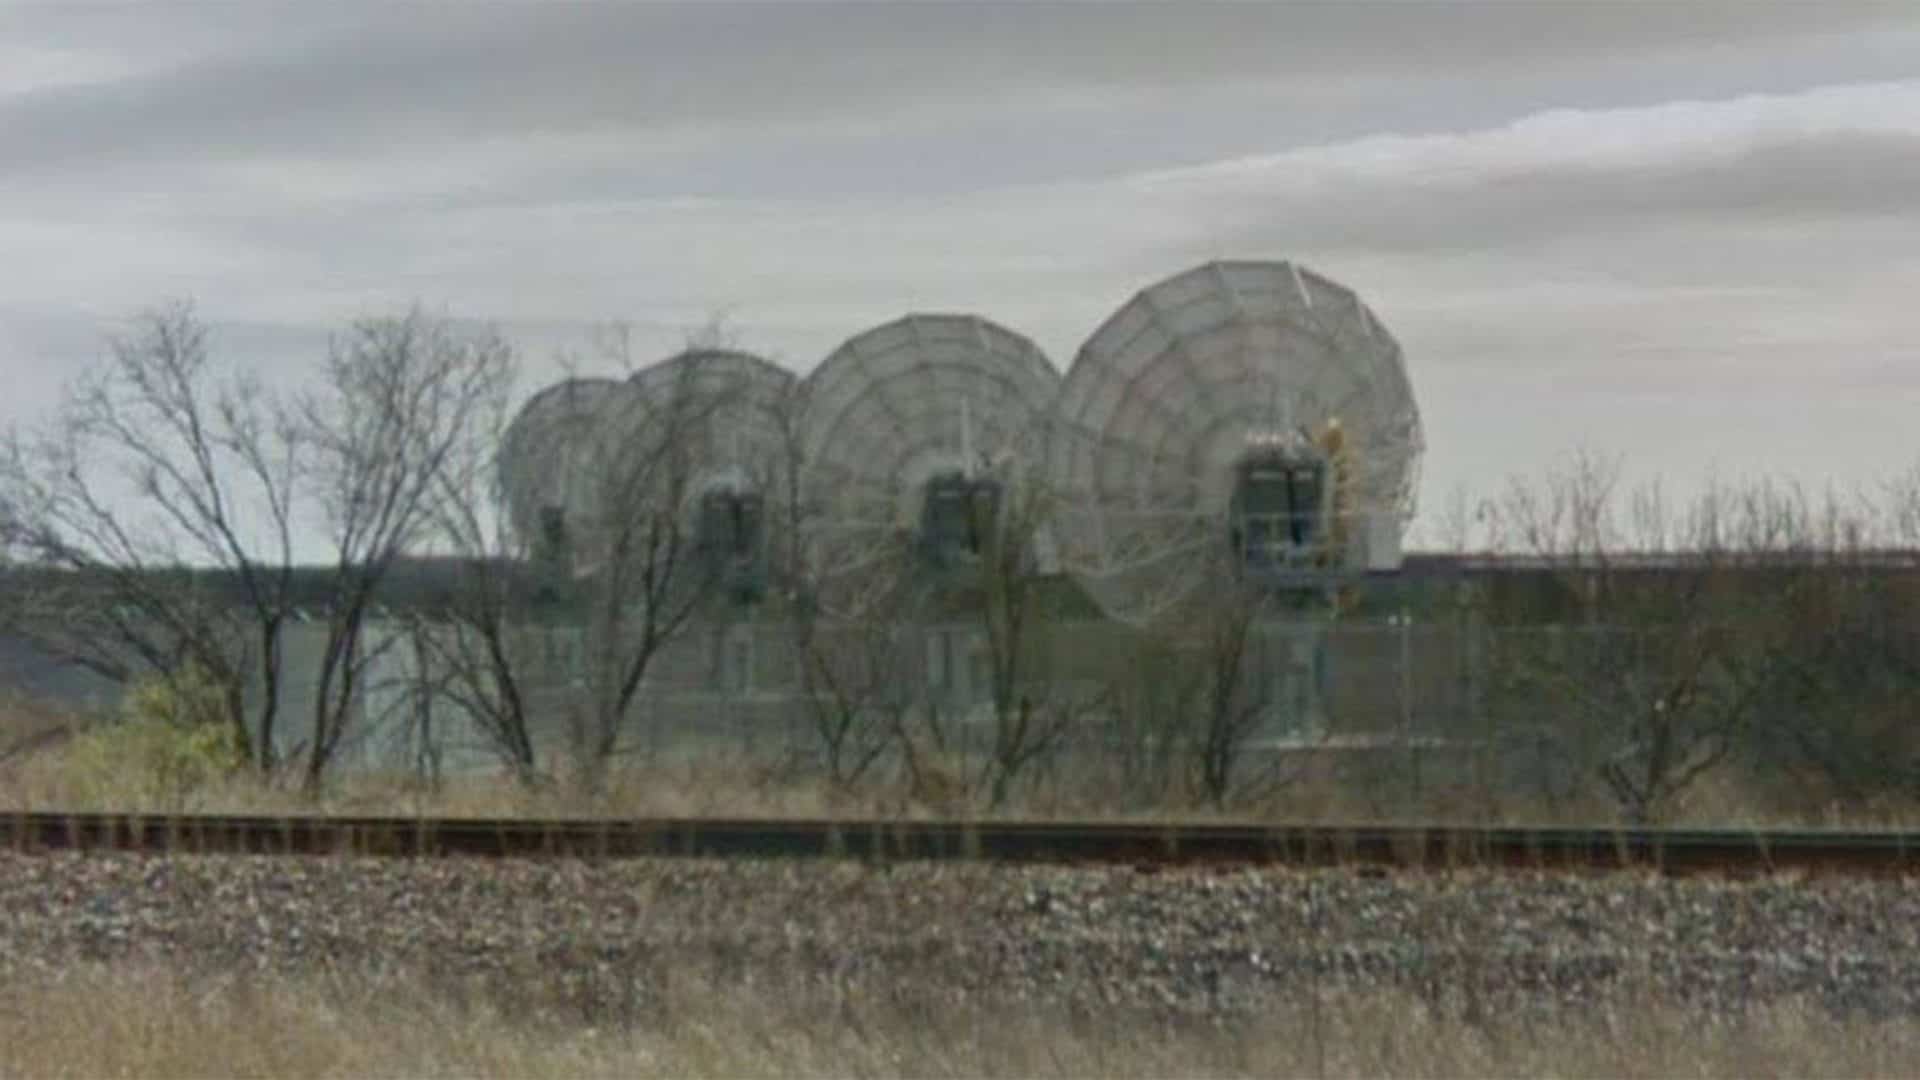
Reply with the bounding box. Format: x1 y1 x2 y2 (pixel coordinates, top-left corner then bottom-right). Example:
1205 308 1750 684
3 1 1917 539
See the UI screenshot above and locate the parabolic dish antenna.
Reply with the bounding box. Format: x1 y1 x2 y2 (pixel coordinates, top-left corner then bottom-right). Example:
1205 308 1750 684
498 376 624 563
586 348 798 599
798 313 1060 617
1047 260 1424 626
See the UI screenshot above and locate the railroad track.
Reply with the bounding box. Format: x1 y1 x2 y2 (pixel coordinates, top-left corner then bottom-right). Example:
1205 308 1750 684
5 811 1920 874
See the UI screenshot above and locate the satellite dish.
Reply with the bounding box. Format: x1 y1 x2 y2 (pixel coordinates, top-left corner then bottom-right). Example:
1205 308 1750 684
1048 260 1424 625
588 348 798 603
498 376 623 566
798 314 1060 617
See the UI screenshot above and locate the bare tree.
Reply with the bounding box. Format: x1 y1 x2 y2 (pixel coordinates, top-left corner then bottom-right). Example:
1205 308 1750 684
962 469 1107 808
1410 481 1477 555
400 319 784 792
766 373 900 788
1891 462 1920 549
1740 478 1920 810
0 303 302 770
296 310 513 790
1119 555 1337 812
1483 457 1793 823
790 611 910 792
566 350 756 789
395 576 548 785
1098 634 1191 809
397 349 552 785
1478 446 1622 573
1178 582 1286 808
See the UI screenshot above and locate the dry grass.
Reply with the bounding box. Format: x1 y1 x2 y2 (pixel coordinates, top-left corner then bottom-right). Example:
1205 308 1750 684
0 962 1910 1079
0 699 82 767
11 755 1920 832
7 702 1920 829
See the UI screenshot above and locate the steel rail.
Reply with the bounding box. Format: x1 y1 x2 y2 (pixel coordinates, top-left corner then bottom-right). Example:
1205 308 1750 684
4 812 1920 874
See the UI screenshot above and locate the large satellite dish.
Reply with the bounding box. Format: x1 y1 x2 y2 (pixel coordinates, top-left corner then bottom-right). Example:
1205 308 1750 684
1048 260 1423 625
498 376 623 565
798 314 1060 617
500 350 797 604
588 348 798 602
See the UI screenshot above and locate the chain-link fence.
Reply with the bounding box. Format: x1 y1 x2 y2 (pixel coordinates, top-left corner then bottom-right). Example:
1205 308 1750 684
274 606 1920 821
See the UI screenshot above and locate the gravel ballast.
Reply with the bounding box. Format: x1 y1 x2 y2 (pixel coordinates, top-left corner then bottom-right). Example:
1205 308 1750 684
4 854 1918 1022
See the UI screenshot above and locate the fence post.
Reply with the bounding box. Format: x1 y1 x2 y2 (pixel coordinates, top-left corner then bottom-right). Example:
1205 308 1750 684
1391 610 1420 814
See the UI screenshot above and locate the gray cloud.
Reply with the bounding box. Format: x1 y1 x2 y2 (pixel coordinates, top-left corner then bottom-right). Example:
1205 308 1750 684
4 3 1915 174
2 2 1917 526
1166 130 1920 260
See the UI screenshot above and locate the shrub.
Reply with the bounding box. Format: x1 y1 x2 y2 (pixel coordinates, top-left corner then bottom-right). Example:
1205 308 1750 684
65 665 245 809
